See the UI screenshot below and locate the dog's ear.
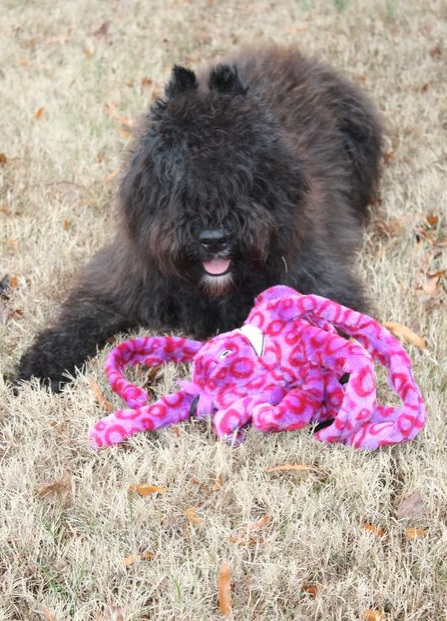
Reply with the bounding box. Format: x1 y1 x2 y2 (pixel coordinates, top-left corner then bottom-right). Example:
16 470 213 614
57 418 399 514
209 64 248 95
165 65 198 98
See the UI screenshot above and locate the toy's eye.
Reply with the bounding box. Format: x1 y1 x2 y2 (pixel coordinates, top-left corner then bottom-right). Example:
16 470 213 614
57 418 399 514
218 349 232 360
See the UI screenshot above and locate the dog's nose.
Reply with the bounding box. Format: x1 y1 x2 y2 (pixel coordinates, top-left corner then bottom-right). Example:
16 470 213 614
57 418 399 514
199 229 230 254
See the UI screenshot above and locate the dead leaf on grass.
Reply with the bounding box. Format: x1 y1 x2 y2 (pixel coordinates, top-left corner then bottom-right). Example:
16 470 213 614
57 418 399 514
34 107 44 120
123 551 153 566
39 607 57 621
188 475 223 495
362 523 387 537
105 103 134 129
266 463 324 475
218 562 232 616
429 42 443 61
0 153 7 165
141 76 153 88
397 491 428 521
375 212 425 239
213 474 224 491
38 470 72 500
229 514 270 546
184 506 204 525
416 269 446 305
128 483 167 496
90 380 114 411
363 611 386 621
383 322 426 349
302 584 318 598
426 214 439 227
93 21 111 37
405 527 428 540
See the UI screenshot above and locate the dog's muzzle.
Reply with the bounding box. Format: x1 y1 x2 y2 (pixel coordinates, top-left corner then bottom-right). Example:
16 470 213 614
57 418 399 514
199 229 232 276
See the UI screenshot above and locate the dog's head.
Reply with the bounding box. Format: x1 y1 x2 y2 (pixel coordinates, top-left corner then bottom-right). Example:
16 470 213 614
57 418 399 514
120 62 310 297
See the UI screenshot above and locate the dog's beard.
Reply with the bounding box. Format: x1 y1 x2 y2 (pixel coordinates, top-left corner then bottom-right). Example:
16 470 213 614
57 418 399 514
200 271 235 298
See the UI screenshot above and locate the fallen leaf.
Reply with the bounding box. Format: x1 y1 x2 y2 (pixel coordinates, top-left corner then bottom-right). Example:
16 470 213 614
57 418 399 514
7 238 20 252
105 169 119 182
429 42 443 61
302 584 318 598
426 214 439 227
362 523 387 537
383 151 395 165
0 153 7 165
90 380 114 411
363 611 386 621
34 107 44 120
105 103 134 129
383 322 426 349
123 551 153 566
247 514 270 531
63 219 71 231
39 608 57 621
213 474 223 491
189 477 212 494
9 275 18 289
185 506 204 525
141 77 153 88
93 21 111 37
397 491 427 521
128 483 167 496
405 527 428 540
229 514 270 546
38 470 71 499
375 213 420 238
266 463 323 474
228 535 257 546
218 562 232 616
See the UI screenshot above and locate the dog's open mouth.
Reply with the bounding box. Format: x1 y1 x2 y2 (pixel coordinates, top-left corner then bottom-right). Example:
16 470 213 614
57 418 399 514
203 258 231 276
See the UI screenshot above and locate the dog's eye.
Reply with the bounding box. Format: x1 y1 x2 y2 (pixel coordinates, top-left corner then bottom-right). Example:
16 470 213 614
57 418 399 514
218 349 232 360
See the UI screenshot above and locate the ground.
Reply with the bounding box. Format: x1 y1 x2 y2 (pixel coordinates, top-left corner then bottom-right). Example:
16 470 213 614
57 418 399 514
0 1 446 619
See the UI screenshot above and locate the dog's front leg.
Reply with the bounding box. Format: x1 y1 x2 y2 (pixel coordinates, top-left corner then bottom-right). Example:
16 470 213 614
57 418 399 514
17 292 134 391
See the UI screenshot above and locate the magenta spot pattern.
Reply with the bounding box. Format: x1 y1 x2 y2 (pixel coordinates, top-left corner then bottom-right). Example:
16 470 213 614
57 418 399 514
89 286 426 450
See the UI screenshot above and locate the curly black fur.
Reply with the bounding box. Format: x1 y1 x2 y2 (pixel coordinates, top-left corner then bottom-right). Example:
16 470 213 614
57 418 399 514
18 46 383 391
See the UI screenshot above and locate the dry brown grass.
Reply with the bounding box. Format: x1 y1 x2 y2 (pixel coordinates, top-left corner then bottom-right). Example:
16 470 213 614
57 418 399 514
1 1 447 619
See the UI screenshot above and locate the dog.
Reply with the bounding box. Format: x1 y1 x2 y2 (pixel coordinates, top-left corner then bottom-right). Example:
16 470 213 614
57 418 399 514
17 45 383 391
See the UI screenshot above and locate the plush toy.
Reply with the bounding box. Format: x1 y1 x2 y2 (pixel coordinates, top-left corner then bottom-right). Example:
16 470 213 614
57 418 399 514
89 286 426 450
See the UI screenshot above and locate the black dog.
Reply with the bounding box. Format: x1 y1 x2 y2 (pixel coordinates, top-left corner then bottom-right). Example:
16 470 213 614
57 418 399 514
18 46 383 391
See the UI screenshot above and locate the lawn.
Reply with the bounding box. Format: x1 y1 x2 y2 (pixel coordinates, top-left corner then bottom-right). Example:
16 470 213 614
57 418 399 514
1 1 446 619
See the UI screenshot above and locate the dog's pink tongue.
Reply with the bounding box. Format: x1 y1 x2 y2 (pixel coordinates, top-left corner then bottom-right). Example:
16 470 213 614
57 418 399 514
203 258 231 275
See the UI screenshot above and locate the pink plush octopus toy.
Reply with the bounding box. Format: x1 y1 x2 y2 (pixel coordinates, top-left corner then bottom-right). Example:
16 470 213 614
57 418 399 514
89 286 426 450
